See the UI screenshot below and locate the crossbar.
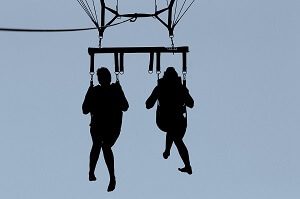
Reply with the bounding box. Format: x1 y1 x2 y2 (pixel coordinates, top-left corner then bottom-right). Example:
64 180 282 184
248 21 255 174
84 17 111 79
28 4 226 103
96 0 176 38
88 46 189 55
88 46 189 83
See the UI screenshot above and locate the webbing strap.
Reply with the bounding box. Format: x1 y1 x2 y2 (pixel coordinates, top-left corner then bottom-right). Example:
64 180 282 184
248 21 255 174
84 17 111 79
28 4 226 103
156 52 161 73
120 53 124 74
114 53 119 74
90 54 95 74
148 52 154 73
182 52 187 73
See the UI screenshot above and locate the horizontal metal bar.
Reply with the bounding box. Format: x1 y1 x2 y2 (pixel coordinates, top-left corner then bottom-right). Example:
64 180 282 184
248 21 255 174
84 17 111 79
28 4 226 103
119 13 155 18
88 46 189 54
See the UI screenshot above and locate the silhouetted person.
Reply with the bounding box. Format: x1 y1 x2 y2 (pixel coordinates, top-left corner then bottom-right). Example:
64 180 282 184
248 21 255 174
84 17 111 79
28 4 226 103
146 67 194 174
82 67 129 192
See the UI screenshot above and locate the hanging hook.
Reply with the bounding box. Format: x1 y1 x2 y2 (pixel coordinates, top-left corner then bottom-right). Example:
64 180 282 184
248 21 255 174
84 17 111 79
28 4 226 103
170 36 175 48
130 17 137 22
183 72 187 80
182 72 187 87
98 35 103 48
115 73 120 82
170 35 175 55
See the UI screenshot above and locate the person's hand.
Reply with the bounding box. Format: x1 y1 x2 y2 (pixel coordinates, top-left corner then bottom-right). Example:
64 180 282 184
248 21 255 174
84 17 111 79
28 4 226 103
89 80 94 88
86 82 93 94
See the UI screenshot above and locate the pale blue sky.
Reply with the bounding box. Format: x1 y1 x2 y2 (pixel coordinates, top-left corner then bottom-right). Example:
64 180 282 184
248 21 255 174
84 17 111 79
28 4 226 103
0 0 299 198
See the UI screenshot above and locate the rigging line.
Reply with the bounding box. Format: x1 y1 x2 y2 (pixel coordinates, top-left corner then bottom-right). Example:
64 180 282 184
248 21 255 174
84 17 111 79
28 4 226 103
77 0 93 17
0 17 135 33
77 0 96 23
107 17 135 27
77 0 99 27
78 0 96 23
175 0 187 23
84 0 95 19
174 0 195 26
0 27 97 32
173 0 178 27
91 0 99 24
84 0 97 21
77 0 89 16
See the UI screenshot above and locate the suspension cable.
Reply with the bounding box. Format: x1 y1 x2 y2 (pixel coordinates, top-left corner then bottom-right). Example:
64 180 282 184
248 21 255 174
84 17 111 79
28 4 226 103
174 0 195 26
173 0 179 27
77 0 97 24
0 27 97 32
0 1 196 34
0 17 135 33
175 0 187 24
91 0 99 24
83 0 97 22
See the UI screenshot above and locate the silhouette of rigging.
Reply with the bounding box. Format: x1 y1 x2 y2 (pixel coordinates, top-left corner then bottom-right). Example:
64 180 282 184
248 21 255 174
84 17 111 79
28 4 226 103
76 0 196 38
82 67 129 192
146 67 194 174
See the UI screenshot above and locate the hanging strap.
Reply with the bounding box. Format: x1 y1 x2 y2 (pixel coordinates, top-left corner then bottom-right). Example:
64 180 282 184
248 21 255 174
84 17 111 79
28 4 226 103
156 52 161 74
90 54 95 86
148 52 154 74
182 51 188 118
120 53 124 74
114 53 120 81
156 52 161 105
114 53 119 73
182 52 187 74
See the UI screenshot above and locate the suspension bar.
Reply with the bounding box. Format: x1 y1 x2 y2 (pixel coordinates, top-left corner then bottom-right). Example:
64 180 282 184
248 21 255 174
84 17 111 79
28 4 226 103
88 46 189 54
96 0 176 38
88 46 189 77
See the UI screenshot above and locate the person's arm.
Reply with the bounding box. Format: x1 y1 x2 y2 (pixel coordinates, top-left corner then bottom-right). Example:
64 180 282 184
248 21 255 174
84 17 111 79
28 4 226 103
120 89 129 112
146 86 159 109
82 86 93 114
184 87 194 108
115 82 129 112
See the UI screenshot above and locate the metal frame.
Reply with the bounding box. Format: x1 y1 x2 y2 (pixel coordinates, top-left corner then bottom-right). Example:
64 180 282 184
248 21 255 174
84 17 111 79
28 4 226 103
88 46 189 74
98 0 176 38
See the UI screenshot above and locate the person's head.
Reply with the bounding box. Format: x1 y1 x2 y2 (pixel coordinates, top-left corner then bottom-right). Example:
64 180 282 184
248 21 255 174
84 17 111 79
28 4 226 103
163 67 179 81
97 67 111 86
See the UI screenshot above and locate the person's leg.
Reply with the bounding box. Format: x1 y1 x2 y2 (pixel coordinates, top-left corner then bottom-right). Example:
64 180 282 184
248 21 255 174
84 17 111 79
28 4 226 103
102 143 116 192
173 137 192 175
89 127 101 181
163 133 173 159
89 143 101 180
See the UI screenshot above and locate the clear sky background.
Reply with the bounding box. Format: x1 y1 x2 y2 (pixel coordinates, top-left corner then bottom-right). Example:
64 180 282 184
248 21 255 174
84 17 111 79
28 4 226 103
0 0 299 198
